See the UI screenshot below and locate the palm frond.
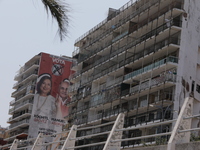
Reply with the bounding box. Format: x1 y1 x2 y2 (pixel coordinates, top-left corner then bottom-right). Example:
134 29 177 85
42 0 69 41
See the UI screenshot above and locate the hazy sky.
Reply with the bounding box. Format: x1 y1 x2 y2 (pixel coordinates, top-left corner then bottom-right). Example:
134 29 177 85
0 0 131 127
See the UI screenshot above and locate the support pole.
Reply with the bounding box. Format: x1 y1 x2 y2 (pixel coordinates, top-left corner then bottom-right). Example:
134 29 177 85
31 133 43 150
167 97 193 150
61 125 77 150
103 113 125 150
10 139 18 150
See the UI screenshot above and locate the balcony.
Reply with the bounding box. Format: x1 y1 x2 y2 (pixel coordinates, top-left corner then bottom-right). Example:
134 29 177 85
14 66 24 81
9 119 29 131
24 59 39 72
67 95 79 106
9 99 15 106
77 124 112 137
106 76 123 88
68 82 81 94
87 108 127 123
125 109 173 128
130 73 176 95
74 15 181 79
69 70 81 81
8 107 14 114
13 99 33 112
93 63 119 80
112 31 128 43
81 76 93 85
11 86 26 97
88 113 103 122
75 1 182 65
103 108 127 118
77 105 89 113
14 88 35 103
127 92 174 116
8 110 32 123
76 118 87 125
90 86 121 108
92 83 106 94
74 0 162 46
124 56 178 81
5 129 28 141
121 36 179 66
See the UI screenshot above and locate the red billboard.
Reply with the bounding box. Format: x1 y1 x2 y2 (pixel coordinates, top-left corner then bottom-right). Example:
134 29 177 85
28 53 73 149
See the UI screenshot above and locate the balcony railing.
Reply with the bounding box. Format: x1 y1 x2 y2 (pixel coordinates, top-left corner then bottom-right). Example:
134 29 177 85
74 0 161 44
80 23 180 80
103 108 127 118
13 71 38 88
88 113 103 122
11 85 27 97
112 31 128 43
23 60 39 72
14 99 33 111
81 76 93 85
92 83 106 94
77 125 113 137
68 82 80 93
106 76 123 88
8 110 32 122
130 74 176 94
9 99 15 106
76 1 182 64
125 109 172 128
124 56 178 81
15 88 35 102
9 107 14 114
9 119 29 129
9 129 28 138
87 108 127 122
90 87 121 108
69 70 81 80
76 118 87 125
77 105 89 112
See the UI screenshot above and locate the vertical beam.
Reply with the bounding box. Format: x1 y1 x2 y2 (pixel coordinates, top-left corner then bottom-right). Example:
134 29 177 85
103 113 125 150
61 125 77 150
10 139 18 150
167 97 193 150
31 133 44 150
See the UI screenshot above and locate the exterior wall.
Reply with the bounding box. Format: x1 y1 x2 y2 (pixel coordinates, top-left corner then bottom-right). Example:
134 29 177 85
174 0 200 130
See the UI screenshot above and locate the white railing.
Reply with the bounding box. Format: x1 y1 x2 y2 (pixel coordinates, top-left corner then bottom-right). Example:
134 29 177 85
6 97 200 150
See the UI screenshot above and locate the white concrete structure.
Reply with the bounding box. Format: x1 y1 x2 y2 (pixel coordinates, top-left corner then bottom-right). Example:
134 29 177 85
67 0 200 149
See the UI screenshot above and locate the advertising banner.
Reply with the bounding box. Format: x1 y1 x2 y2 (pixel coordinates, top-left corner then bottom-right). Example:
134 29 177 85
28 53 73 149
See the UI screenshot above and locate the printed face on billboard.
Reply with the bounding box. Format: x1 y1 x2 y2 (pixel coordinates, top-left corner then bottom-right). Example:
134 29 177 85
28 53 73 148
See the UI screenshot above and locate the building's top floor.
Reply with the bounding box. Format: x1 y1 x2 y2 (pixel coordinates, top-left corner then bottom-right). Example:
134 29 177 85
74 0 137 45
73 0 183 59
14 52 74 81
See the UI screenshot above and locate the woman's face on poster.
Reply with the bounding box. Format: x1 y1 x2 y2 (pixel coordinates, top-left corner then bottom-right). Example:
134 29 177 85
40 79 51 96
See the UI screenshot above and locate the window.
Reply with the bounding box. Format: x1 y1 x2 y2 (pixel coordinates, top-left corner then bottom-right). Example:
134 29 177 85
196 84 200 93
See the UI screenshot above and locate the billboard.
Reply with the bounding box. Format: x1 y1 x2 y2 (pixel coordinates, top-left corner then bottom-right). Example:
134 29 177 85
28 53 73 149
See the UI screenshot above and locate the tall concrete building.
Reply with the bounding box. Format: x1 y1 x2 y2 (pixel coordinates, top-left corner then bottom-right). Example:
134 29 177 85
67 0 200 149
5 52 73 147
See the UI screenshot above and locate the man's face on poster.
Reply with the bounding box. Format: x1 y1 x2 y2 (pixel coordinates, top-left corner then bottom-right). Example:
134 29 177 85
59 82 69 100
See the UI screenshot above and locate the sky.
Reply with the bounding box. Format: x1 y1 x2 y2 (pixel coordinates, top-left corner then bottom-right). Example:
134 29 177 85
0 0 132 127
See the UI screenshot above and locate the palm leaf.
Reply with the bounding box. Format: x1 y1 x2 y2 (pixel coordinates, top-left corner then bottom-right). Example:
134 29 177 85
42 0 69 41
